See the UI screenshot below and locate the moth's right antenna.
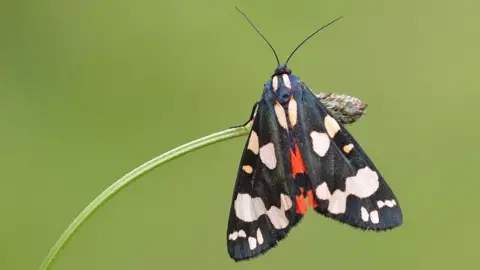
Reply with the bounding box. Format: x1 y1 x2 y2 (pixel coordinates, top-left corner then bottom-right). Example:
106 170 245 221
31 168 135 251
284 16 343 67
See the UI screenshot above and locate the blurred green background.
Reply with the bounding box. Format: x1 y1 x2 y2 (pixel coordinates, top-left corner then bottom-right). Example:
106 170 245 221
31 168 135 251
1 0 479 269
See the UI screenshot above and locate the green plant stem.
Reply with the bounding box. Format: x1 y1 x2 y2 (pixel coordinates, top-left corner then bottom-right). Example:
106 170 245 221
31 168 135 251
39 92 368 270
38 125 251 270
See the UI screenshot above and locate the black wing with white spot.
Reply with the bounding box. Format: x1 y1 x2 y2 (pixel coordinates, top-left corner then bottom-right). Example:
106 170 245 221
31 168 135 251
292 83 402 230
229 8 403 262
226 100 303 262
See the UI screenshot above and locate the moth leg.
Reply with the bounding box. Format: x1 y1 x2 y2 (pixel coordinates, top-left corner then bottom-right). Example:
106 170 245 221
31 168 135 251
230 101 259 129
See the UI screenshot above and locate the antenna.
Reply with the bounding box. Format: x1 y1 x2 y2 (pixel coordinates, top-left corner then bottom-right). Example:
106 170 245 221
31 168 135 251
235 7 281 67
284 16 343 67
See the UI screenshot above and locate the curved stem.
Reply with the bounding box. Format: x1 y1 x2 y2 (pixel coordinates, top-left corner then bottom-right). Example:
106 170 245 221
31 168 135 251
38 92 367 270
38 125 251 270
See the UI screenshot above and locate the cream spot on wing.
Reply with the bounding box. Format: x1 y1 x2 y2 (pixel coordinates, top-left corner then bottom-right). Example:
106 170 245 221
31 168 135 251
378 199 396 208
234 193 267 222
310 131 330 157
247 131 259 155
256 228 264 245
248 237 257 250
324 115 341 138
343 143 354 154
266 193 292 229
361 207 369 222
274 102 288 130
377 200 385 208
345 167 380 198
385 199 396 207
228 230 246 241
288 98 298 127
234 194 293 230
280 193 293 210
272 76 279 91
259 143 277 170
370 210 379 224
315 182 331 200
228 231 238 241
325 167 381 215
266 206 289 229
248 236 257 250
242 165 253 174
282 74 291 89
327 190 348 214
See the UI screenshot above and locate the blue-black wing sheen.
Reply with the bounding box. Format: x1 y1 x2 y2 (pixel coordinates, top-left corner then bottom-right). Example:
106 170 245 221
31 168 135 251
226 99 304 261
227 65 402 262
291 81 402 230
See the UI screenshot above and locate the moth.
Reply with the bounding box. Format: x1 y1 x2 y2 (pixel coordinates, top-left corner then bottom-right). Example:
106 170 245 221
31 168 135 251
227 8 403 261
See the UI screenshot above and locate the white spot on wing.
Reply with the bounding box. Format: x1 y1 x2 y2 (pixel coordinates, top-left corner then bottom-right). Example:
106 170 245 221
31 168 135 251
272 76 279 91
256 228 264 245
233 194 293 230
228 230 246 241
228 231 238 240
310 131 330 157
320 167 381 215
345 167 379 198
361 207 369 222
377 200 385 208
378 199 396 209
327 189 348 214
248 237 257 250
274 102 288 130
234 193 267 222
282 74 291 89
315 182 331 200
266 193 292 229
280 193 293 210
324 115 341 138
248 131 259 155
267 207 289 229
370 210 379 224
259 143 277 169
288 98 297 127
386 199 396 207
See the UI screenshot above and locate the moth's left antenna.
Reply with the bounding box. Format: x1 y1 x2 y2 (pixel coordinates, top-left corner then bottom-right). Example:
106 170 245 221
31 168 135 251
235 7 281 67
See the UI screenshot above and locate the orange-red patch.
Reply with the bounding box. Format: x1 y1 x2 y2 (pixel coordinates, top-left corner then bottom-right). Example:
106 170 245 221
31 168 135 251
291 143 317 214
290 141 306 178
306 190 318 208
295 188 318 214
295 195 308 214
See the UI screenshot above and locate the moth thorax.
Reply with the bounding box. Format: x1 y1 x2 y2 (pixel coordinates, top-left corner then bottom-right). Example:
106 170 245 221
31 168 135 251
272 74 293 104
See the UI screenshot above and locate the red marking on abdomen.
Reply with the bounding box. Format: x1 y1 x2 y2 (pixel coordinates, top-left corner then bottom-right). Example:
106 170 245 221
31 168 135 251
290 140 306 178
296 188 307 214
306 190 318 208
291 142 317 214
295 196 308 214
295 188 318 214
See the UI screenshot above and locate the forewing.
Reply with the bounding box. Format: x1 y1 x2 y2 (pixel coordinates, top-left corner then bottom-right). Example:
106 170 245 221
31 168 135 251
292 85 402 230
227 100 303 261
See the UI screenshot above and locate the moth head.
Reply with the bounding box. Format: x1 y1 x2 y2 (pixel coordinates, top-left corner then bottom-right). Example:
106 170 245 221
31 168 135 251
273 65 291 76
269 65 298 104
235 7 342 104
